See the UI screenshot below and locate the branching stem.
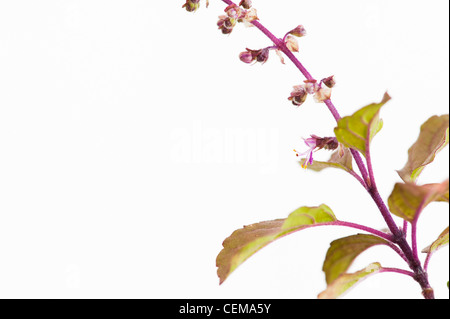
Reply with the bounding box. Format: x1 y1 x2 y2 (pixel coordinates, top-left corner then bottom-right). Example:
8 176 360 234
380 267 415 278
218 0 435 299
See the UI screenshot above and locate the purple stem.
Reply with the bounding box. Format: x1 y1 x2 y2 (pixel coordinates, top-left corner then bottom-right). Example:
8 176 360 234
321 222 411 263
411 197 430 261
363 123 406 244
365 131 377 189
324 99 371 188
348 169 369 191
332 221 394 242
251 20 314 81
368 188 402 239
380 267 415 278
403 220 409 237
386 242 409 264
423 251 433 272
411 221 419 262
323 99 342 122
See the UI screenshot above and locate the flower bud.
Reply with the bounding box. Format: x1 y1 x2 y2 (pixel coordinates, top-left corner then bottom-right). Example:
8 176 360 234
242 8 259 26
239 50 255 64
217 15 236 34
225 4 243 19
318 137 339 151
256 48 269 63
288 85 308 106
288 25 307 37
239 48 270 64
304 79 319 94
182 0 200 12
322 75 336 88
239 0 252 9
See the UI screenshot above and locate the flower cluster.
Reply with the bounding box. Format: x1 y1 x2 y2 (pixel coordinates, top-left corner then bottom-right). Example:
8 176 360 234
294 135 340 168
283 25 307 54
238 25 307 65
217 3 258 34
288 76 335 107
239 48 270 64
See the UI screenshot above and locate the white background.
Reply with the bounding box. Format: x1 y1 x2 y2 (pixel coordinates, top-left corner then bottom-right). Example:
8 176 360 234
0 0 448 299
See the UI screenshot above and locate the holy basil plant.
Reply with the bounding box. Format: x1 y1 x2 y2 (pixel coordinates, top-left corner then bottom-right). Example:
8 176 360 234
182 0 449 299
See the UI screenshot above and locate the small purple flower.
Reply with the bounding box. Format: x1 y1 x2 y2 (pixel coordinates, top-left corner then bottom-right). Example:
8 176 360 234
294 135 339 168
295 136 318 168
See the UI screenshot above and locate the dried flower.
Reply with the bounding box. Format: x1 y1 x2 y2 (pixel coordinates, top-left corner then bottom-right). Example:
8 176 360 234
322 75 336 88
218 4 258 33
255 48 269 63
304 79 320 94
217 15 237 34
288 25 307 37
239 0 252 9
225 4 244 19
314 86 332 103
288 85 308 106
275 50 285 64
239 8 259 27
239 48 270 64
285 35 299 52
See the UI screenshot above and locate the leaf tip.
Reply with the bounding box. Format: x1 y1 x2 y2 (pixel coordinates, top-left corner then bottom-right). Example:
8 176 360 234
381 91 392 104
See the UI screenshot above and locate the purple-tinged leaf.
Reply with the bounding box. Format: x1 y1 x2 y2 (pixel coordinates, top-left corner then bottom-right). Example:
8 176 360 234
422 227 449 255
318 262 382 299
334 93 391 157
216 205 337 284
300 147 353 173
397 114 449 184
387 179 449 222
323 234 389 285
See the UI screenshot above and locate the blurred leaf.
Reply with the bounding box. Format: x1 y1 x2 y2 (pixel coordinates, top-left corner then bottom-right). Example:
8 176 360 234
323 234 389 285
216 205 337 284
388 180 449 222
397 114 449 183
300 147 354 174
422 226 449 254
334 93 391 157
318 262 382 299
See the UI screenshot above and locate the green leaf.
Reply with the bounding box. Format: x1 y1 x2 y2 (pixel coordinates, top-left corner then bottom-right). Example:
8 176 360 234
422 226 449 254
318 262 382 299
334 93 391 157
300 147 354 174
323 234 389 285
387 179 449 222
216 205 337 284
397 114 449 183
